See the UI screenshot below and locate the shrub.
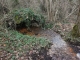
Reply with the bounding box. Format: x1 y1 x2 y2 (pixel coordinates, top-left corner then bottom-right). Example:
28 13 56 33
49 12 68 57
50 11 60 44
4 8 53 30
11 8 46 29
65 31 80 45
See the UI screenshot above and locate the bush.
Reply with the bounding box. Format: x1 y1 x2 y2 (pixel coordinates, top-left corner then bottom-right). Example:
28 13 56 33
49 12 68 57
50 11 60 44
4 8 53 30
11 8 46 29
65 31 80 45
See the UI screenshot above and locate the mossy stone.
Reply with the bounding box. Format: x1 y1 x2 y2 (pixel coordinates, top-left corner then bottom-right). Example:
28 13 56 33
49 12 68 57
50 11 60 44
71 24 80 37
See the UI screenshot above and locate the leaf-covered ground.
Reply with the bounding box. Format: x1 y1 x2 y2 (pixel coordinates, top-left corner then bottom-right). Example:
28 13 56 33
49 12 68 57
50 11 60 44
0 26 52 60
17 27 80 60
0 26 80 60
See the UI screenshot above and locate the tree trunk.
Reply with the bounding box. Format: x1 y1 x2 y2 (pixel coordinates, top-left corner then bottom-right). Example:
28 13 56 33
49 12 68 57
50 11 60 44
71 0 80 37
77 7 80 35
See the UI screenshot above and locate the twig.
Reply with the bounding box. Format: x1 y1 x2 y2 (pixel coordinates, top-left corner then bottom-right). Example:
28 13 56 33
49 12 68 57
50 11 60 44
54 9 58 22
65 6 79 19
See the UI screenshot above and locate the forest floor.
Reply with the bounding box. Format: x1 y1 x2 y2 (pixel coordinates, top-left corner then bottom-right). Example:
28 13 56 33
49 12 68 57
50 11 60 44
0 16 80 60
17 27 79 60
0 25 80 60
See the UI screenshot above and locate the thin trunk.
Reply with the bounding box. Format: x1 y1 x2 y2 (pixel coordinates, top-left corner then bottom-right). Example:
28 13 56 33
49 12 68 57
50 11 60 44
77 0 80 34
71 0 80 37
77 8 80 34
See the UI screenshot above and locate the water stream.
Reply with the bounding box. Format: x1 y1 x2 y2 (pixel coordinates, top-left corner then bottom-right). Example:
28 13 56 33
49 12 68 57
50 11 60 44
52 35 67 48
50 35 80 60
18 27 80 60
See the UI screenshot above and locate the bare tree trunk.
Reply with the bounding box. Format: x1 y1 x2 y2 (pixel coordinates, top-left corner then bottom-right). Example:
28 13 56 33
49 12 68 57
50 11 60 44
75 0 80 36
71 0 80 37
77 5 80 34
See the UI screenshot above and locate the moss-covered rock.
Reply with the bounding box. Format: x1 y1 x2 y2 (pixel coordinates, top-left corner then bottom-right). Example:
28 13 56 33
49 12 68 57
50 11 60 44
71 24 80 37
65 24 80 45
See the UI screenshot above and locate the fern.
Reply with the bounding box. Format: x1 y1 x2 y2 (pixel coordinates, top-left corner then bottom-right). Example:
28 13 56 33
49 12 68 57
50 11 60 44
5 8 53 30
11 8 46 28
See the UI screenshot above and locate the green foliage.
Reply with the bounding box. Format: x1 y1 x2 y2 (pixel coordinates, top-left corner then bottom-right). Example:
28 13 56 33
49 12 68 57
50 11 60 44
11 8 46 28
65 25 80 45
4 8 53 30
44 23 53 29
65 33 80 45
0 30 51 59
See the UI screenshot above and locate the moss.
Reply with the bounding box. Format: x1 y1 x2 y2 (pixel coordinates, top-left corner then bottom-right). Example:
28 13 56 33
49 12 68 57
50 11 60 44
71 24 80 37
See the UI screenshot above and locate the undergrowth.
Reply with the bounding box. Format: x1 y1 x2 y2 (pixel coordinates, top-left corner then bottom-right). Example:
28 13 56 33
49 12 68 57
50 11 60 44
0 29 51 60
65 31 80 45
0 8 53 59
4 8 53 30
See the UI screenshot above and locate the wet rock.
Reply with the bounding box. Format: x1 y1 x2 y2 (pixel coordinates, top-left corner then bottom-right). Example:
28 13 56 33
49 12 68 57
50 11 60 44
52 35 67 48
76 53 80 59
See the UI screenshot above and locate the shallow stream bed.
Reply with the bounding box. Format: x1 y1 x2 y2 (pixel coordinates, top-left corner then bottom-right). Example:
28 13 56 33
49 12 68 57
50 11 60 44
18 27 80 60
